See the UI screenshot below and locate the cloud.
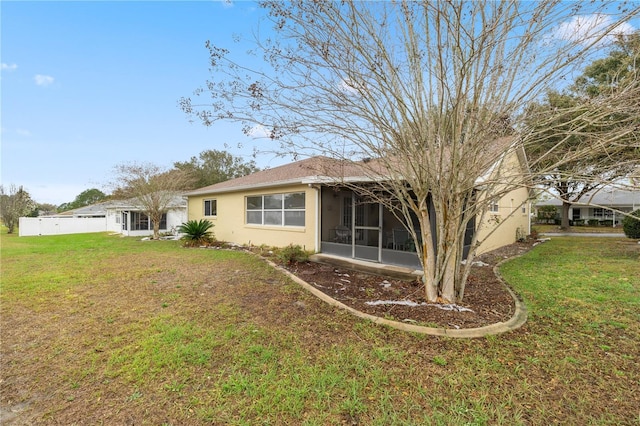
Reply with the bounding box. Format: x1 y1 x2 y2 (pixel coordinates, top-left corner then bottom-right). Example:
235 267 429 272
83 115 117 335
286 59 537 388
34 74 55 86
247 125 269 138
1 63 18 71
555 14 636 46
16 128 32 137
339 78 368 95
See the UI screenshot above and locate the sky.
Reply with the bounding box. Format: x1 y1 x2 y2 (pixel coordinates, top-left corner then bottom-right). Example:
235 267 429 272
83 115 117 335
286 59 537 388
2 0 279 205
2 1 638 206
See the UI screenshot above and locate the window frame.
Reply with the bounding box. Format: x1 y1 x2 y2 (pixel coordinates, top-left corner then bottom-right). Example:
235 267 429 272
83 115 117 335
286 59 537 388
488 199 500 213
203 199 217 217
246 192 306 227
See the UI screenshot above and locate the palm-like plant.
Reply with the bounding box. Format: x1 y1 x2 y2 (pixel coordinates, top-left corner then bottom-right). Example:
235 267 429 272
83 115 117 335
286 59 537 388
177 219 214 246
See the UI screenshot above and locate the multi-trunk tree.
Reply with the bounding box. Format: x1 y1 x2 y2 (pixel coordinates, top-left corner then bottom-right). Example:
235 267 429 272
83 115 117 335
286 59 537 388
111 163 195 239
182 1 639 303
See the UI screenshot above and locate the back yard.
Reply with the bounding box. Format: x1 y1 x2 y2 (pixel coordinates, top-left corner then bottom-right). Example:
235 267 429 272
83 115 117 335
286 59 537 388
1 232 638 425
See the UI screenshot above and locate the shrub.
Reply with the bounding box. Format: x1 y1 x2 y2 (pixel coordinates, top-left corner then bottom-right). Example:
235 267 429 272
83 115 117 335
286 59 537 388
622 209 640 239
276 244 310 265
587 219 600 227
177 219 214 247
536 205 557 224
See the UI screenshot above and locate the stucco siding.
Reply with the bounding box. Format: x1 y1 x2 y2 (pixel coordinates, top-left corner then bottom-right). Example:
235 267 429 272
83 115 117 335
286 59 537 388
474 149 531 254
476 186 530 255
188 184 318 251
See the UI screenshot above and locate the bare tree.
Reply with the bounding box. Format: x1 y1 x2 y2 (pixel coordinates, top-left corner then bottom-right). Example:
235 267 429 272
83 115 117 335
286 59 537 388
111 163 195 239
182 1 639 303
526 31 640 228
0 184 36 234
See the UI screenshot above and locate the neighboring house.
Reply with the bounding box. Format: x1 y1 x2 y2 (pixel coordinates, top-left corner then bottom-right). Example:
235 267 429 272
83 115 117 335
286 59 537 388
19 196 187 237
535 189 640 226
184 155 531 270
105 195 187 237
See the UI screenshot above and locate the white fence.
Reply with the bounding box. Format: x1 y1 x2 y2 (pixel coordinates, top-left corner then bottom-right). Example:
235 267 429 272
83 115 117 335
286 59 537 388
19 217 107 236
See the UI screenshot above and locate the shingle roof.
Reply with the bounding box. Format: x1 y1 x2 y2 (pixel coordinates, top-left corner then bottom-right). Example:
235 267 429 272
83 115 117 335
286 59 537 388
184 140 523 197
537 189 640 207
183 156 378 195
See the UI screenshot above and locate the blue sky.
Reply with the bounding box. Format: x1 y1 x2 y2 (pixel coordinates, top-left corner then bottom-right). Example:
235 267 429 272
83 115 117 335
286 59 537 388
2 0 279 205
2 1 638 206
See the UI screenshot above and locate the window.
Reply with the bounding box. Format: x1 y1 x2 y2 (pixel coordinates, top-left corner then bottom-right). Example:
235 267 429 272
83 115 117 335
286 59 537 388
246 192 305 226
593 208 612 218
489 199 499 213
130 212 167 231
204 199 217 216
572 208 581 220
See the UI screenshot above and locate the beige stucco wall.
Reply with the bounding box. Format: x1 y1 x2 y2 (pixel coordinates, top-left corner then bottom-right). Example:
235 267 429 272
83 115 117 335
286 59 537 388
475 149 531 255
187 184 319 251
476 185 531 255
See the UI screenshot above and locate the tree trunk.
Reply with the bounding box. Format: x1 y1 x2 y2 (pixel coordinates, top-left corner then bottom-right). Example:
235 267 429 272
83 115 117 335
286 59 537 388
440 252 457 303
561 201 571 230
417 197 465 303
418 205 439 302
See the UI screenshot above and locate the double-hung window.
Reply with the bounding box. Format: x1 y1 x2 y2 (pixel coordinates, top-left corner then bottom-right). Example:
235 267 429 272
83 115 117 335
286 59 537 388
489 199 500 213
204 199 217 217
246 192 305 226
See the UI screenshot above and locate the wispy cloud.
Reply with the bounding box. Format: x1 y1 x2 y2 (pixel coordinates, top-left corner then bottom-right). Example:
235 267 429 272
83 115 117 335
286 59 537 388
555 14 636 46
247 125 269 138
16 128 32 137
1 63 18 71
34 74 55 87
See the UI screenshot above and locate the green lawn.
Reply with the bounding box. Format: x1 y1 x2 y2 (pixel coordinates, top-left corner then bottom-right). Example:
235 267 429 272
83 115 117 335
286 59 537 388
533 224 624 234
1 232 639 425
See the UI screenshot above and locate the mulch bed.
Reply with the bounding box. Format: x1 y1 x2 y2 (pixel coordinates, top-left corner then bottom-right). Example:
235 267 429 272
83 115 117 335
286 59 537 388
281 240 538 329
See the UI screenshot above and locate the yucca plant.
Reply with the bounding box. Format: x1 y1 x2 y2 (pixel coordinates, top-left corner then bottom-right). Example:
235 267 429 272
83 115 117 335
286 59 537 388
177 219 214 247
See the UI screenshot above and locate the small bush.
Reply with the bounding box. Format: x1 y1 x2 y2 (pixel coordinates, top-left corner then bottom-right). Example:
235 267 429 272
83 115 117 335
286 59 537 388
177 219 214 247
587 219 600 227
536 205 557 224
276 244 310 265
622 209 640 239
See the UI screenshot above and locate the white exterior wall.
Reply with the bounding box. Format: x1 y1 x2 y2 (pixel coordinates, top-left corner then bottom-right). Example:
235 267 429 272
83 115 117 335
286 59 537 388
119 207 187 237
19 217 107 237
106 210 122 233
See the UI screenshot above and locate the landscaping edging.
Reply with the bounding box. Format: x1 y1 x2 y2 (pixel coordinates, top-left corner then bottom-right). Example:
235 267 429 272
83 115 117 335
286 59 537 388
266 258 528 338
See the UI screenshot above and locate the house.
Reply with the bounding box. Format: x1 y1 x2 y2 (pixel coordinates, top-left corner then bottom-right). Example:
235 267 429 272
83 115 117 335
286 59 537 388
184 154 531 270
535 189 640 226
19 195 187 237
104 195 187 237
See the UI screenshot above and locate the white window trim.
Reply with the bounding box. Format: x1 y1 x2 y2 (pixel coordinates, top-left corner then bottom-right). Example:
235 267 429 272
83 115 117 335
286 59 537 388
246 192 305 227
489 199 500 213
204 199 217 217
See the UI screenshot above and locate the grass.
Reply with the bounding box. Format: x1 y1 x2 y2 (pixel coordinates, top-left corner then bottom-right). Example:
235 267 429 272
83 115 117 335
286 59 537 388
1 232 639 425
533 224 624 234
